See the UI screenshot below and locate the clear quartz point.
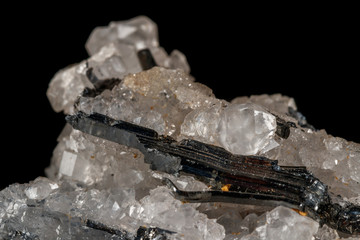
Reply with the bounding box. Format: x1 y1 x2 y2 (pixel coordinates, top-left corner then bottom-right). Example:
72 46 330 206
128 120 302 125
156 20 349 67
86 16 159 55
2 16 360 240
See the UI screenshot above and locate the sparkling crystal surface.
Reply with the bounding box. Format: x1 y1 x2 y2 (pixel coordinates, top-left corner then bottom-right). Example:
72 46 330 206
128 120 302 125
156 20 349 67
2 16 360 239
47 16 190 114
218 103 278 155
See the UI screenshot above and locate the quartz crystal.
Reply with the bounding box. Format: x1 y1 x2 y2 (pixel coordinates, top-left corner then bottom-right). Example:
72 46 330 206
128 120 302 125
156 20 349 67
1 16 359 240
47 16 190 114
218 103 278 155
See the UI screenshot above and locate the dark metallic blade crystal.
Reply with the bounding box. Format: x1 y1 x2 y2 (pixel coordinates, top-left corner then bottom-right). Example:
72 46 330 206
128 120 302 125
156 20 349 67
66 111 360 235
82 67 121 98
137 49 157 70
86 219 173 240
4 199 174 240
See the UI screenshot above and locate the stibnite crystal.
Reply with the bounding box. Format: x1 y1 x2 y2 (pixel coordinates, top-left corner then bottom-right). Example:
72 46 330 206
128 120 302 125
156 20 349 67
1 16 359 240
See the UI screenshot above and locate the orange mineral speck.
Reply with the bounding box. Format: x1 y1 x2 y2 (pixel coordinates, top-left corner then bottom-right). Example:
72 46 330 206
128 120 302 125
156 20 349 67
292 208 307 216
133 153 138 158
221 184 231 192
90 155 95 159
150 106 154 110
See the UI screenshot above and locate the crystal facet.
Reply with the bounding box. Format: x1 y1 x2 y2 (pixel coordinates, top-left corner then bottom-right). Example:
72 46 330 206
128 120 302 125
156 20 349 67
2 16 360 239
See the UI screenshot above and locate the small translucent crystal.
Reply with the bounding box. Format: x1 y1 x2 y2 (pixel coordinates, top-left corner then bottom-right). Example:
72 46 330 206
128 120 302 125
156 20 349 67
24 177 58 200
47 16 190 114
2 16 360 240
218 103 278 155
86 16 159 55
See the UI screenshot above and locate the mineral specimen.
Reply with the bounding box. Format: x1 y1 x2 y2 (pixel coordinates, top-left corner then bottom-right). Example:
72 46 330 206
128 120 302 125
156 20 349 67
1 16 359 240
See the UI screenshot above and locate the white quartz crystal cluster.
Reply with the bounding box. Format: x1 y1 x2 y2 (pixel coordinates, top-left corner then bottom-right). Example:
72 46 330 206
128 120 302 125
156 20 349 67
47 16 190 114
1 16 359 239
76 67 279 155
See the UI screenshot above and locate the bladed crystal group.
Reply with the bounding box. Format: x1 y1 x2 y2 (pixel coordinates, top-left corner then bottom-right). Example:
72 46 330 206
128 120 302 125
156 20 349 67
1 16 359 240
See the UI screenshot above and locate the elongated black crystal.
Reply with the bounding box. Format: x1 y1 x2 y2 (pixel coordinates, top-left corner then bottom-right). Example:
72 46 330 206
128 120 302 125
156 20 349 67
66 111 360 235
137 49 157 70
82 67 121 97
86 219 173 239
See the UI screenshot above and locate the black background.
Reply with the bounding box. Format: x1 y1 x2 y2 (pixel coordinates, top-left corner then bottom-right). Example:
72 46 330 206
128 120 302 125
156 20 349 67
1 6 358 190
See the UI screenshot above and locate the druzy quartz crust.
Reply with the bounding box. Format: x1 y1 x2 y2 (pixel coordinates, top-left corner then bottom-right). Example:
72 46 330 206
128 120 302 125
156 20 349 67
1 16 359 240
